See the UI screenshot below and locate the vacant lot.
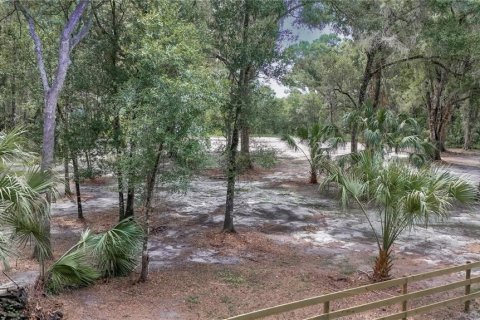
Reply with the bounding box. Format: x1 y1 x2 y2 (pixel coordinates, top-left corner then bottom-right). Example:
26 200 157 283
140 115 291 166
3 138 480 319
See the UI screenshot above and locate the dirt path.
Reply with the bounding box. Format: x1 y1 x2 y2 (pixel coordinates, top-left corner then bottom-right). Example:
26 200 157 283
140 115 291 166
2 138 480 319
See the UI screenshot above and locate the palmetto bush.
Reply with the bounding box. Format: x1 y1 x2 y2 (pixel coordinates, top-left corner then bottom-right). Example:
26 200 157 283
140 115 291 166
324 153 477 281
282 123 344 184
46 219 143 293
0 129 56 268
0 129 143 293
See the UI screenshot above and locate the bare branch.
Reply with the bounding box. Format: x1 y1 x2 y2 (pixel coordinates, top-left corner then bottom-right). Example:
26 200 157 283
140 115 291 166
214 53 230 66
70 12 93 51
62 0 90 38
14 1 50 92
0 7 16 23
333 87 357 108
50 0 90 96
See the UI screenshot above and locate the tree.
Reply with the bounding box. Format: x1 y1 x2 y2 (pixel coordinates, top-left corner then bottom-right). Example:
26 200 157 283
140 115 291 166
210 0 288 232
116 0 222 281
299 0 439 153
283 34 356 126
15 0 91 172
0 129 56 277
282 123 343 184
325 153 476 281
15 0 92 256
90 0 137 221
419 1 480 159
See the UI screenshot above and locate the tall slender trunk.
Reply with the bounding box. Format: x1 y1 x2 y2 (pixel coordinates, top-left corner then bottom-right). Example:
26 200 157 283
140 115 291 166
72 152 83 219
426 67 450 161
462 100 477 150
223 0 252 233
372 60 382 110
224 108 239 233
9 75 16 129
139 145 163 283
64 154 72 196
125 186 134 218
85 150 92 173
240 117 252 170
117 171 125 220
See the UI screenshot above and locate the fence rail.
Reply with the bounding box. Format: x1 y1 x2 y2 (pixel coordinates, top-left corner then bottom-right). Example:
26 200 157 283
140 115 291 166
226 261 480 320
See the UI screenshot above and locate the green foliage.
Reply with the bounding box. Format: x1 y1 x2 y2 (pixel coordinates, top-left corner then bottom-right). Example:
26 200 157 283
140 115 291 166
89 219 143 277
343 106 434 166
251 147 278 169
323 152 477 279
0 129 56 267
118 0 223 192
282 122 344 183
217 269 246 287
46 219 143 293
47 231 100 293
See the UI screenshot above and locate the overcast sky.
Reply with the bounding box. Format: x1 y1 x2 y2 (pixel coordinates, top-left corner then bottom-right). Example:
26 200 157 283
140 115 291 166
266 17 330 98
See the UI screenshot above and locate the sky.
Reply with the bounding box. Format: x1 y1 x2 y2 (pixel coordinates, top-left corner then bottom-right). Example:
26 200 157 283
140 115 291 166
266 16 330 98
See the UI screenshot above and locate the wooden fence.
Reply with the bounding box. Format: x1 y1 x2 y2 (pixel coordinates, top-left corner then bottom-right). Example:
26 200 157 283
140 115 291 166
226 261 480 320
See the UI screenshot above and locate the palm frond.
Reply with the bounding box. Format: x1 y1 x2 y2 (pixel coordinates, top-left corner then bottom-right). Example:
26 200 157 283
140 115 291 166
280 134 299 151
7 211 52 260
24 167 58 196
0 128 34 164
47 248 100 294
90 219 143 277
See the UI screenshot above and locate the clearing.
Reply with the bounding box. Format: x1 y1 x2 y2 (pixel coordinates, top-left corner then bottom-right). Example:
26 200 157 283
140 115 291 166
2 138 480 320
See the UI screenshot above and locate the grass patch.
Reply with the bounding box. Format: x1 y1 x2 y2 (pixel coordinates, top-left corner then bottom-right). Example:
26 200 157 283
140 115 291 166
217 269 246 287
186 295 200 305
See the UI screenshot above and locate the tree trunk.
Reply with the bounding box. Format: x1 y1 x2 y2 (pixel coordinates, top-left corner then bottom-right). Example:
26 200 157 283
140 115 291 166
125 186 135 218
117 172 125 220
17 0 91 260
353 40 381 154
9 75 16 129
138 145 163 283
64 155 72 196
462 101 478 150
350 125 358 153
240 118 252 170
72 152 83 220
309 168 318 184
85 150 92 174
224 113 239 233
372 248 393 282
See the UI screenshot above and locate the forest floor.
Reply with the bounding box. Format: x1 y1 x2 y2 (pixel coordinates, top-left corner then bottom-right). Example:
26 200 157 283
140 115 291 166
2 138 480 320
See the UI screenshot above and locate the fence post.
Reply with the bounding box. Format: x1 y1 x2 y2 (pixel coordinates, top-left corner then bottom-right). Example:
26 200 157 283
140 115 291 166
323 301 330 319
402 276 408 320
465 261 471 312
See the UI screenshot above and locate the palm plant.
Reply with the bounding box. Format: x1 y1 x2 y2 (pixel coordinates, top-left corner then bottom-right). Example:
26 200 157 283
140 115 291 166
0 129 56 270
46 230 99 293
344 106 434 165
45 219 143 293
324 156 477 281
282 123 344 184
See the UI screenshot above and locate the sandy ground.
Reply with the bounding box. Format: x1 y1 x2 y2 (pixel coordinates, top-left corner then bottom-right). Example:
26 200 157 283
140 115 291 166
2 138 480 320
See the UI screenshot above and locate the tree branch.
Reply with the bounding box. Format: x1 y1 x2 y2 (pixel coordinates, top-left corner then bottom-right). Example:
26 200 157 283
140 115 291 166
333 87 357 108
370 55 428 76
370 55 465 77
62 0 90 37
14 0 50 92
0 7 16 23
214 53 230 66
50 0 90 95
70 11 93 51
